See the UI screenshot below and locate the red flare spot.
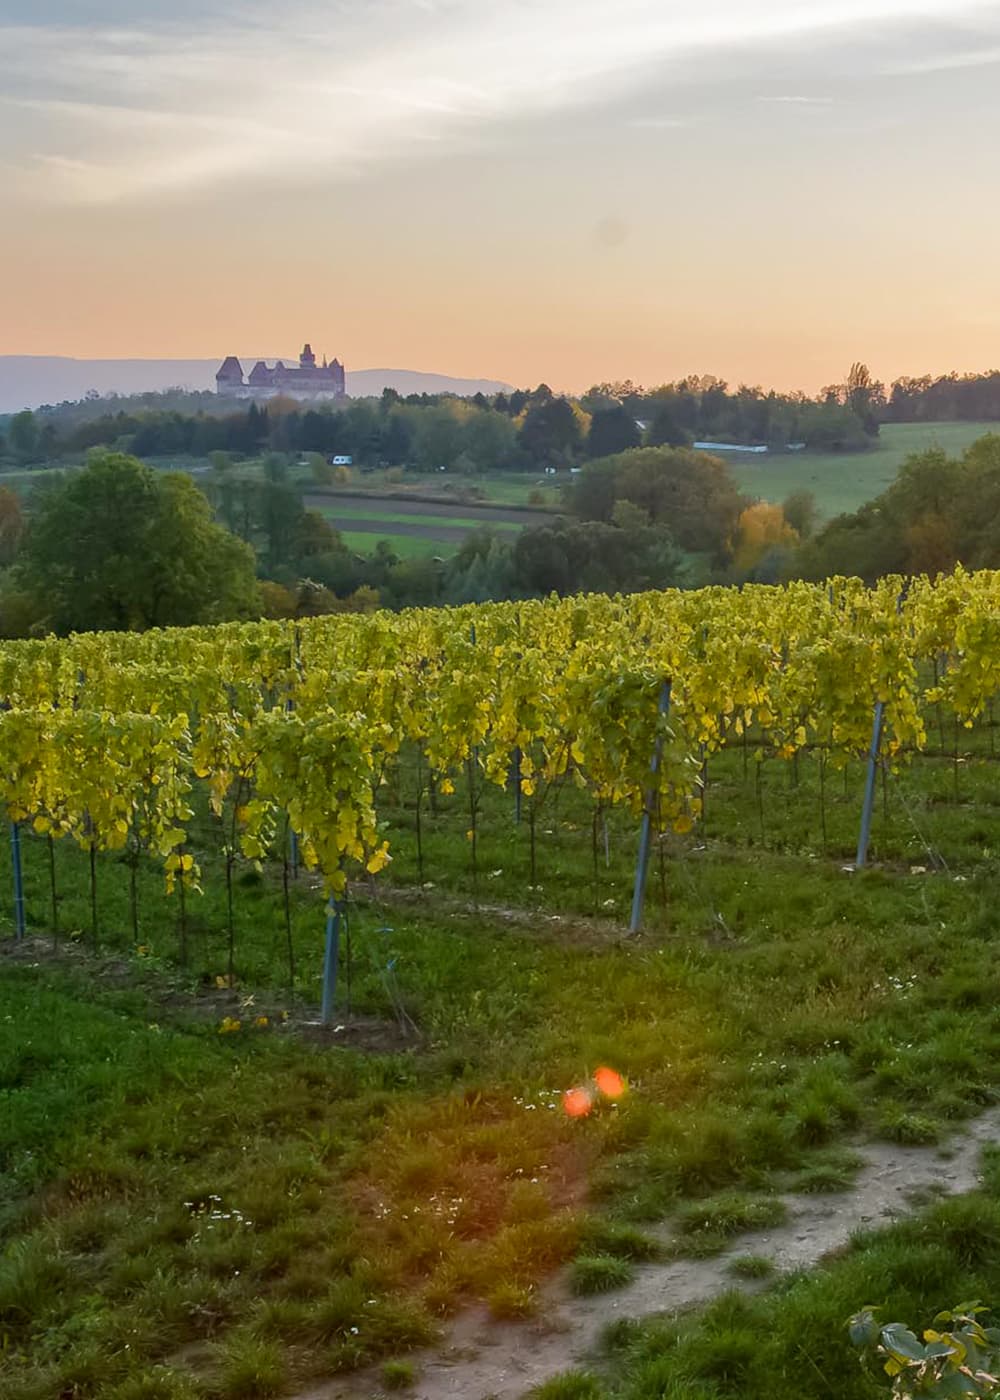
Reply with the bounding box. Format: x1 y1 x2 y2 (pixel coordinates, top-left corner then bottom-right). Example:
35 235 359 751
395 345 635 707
563 1085 594 1118
594 1066 626 1100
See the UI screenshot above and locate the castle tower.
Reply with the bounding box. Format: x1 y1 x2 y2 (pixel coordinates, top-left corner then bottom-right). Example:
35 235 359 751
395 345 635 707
300 343 316 370
215 356 245 397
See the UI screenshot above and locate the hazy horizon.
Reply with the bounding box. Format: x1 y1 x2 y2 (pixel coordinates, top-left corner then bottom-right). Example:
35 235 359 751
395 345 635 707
4 1 1000 392
3 352 1000 404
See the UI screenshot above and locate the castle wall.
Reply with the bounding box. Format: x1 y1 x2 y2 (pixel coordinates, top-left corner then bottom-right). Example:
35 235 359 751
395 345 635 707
216 352 346 401
216 384 347 401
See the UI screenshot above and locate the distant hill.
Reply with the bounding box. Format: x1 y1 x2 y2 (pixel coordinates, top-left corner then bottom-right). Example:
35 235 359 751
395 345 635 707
0 357 512 413
346 368 512 399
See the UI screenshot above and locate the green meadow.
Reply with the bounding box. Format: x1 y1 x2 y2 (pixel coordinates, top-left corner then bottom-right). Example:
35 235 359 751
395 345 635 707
7 720 1000 1397
730 420 996 521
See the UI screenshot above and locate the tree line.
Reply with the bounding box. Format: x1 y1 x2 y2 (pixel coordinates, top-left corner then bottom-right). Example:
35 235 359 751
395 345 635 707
5 364 1000 476
0 363 941 473
0 444 746 634
3 431 1000 637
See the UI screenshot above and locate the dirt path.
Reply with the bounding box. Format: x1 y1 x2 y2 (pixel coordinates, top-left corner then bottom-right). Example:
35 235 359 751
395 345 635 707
297 1106 1000 1400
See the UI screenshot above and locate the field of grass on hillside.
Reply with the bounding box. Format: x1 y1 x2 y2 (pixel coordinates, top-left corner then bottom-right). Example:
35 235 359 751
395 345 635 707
7 714 1000 1397
5 424 997 550
730 421 996 521
336 529 446 558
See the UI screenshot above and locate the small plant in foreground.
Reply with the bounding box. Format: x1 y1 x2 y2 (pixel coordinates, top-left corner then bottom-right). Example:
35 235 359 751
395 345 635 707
488 1281 538 1320
674 1192 787 1240
104 1370 201 1400
381 1359 417 1390
788 1148 863 1194
217 1335 287 1398
579 1219 660 1261
727 1254 776 1280
569 1254 634 1296
880 1107 941 1146
850 1301 1000 1397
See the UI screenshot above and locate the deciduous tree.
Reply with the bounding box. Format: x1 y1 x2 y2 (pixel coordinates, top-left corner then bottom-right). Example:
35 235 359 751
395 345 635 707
18 452 258 633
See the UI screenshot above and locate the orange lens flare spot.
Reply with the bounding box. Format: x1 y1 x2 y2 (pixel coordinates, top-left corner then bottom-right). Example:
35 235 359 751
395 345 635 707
594 1066 626 1099
563 1085 594 1118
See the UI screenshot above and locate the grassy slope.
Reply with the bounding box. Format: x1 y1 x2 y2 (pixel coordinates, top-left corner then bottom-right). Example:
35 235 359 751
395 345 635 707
730 421 997 522
337 530 446 558
7 723 1000 1396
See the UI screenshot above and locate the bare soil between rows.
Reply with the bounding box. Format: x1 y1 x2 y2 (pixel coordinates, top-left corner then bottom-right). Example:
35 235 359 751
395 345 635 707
1 936 420 1054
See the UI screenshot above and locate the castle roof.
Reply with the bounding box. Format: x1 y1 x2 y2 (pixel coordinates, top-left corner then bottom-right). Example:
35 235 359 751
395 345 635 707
217 355 244 380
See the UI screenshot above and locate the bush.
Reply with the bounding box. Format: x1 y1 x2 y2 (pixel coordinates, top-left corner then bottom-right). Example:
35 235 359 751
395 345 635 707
850 1302 1000 1398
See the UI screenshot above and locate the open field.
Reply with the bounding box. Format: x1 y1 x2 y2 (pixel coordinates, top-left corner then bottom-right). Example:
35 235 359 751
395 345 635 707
315 516 515 547
301 469 563 509
337 530 445 558
8 711 1000 1397
304 491 553 551
6 423 997 543
302 493 554 527
730 420 997 521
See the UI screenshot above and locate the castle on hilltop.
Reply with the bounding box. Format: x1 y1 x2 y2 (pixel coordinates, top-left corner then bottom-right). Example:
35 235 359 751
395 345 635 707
216 344 346 401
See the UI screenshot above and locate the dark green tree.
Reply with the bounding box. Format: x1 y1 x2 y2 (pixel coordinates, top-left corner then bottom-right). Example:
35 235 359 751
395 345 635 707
646 401 691 447
461 409 519 471
572 446 743 562
382 408 415 466
18 452 258 633
586 406 641 458
8 411 38 462
259 480 305 572
518 398 582 465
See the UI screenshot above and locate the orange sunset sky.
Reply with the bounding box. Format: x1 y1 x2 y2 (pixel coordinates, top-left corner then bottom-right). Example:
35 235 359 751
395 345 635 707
3 0 1000 393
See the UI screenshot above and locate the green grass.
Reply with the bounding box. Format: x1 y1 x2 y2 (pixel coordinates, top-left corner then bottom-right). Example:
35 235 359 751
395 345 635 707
570 1255 637 1296
578 1159 1000 1398
785 1147 863 1194
673 1195 788 1252
725 1254 776 1280
337 530 450 558
317 467 562 508
9 714 1000 1393
311 505 523 531
381 1359 418 1390
529 1374 605 1399
312 499 534 558
487 1280 539 1319
730 421 996 521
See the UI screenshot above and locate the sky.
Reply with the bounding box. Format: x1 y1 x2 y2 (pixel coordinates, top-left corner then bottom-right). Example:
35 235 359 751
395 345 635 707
2 0 1000 392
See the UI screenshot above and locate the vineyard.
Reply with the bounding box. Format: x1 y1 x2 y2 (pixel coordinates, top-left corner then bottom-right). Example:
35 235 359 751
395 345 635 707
8 573 1000 1400
1 570 998 975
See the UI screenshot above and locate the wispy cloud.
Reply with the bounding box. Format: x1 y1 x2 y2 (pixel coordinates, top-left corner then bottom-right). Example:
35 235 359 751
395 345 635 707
626 116 693 129
882 45 1000 75
757 95 836 105
0 0 992 204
